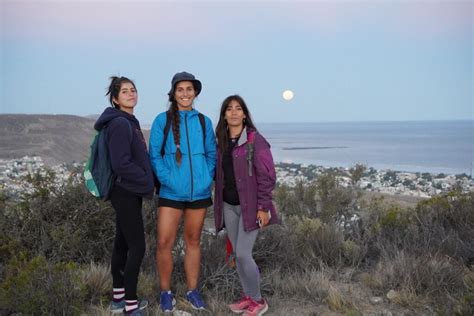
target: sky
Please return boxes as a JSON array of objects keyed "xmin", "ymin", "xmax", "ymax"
[{"xmin": 1, "ymin": 0, "xmax": 472, "ymax": 124}]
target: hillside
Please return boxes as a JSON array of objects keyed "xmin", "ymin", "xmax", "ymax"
[
  {"xmin": 0, "ymin": 114, "xmax": 97, "ymax": 165},
  {"xmin": 0, "ymin": 114, "xmax": 152, "ymax": 166}
]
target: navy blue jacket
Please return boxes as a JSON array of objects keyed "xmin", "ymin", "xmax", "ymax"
[{"xmin": 95, "ymin": 107, "xmax": 154, "ymax": 198}]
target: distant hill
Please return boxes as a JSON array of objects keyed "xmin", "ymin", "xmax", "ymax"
[
  {"xmin": 0, "ymin": 114, "xmax": 152, "ymax": 166},
  {"xmin": 0, "ymin": 114, "xmax": 97, "ymax": 166}
]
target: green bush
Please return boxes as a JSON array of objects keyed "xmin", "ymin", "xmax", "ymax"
[
  {"xmin": 0, "ymin": 254, "xmax": 85, "ymax": 315},
  {"xmin": 1, "ymin": 173, "xmax": 116, "ymax": 264},
  {"xmin": 414, "ymin": 192, "xmax": 474, "ymax": 263},
  {"xmin": 1, "ymin": 169, "xmax": 473, "ymax": 314}
]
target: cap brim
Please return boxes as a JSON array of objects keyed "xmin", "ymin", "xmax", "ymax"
[{"xmin": 169, "ymin": 79, "xmax": 202, "ymax": 96}]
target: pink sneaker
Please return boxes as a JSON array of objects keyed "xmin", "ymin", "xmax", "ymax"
[
  {"xmin": 228, "ymin": 295, "xmax": 252, "ymax": 313},
  {"xmin": 243, "ymin": 298, "xmax": 268, "ymax": 316}
]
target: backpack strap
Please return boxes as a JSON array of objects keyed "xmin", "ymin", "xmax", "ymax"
[
  {"xmin": 246, "ymin": 130, "xmax": 256, "ymax": 177},
  {"xmin": 160, "ymin": 111, "xmax": 206, "ymax": 157},
  {"xmin": 198, "ymin": 113, "xmax": 206, "ymax": 149}
]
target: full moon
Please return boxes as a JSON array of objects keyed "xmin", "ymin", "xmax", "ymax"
[{"xmin": 282, "ymin": 90, "xmax": 294, "ymax": 101}]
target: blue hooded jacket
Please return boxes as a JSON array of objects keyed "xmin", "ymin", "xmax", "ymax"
[
  {"xmin": 94, "ymin": 107, "xmax": 155, "ymax": 198},
  {"xmin": 149, "ymin": 109, "xmax": 217, "ymax": 201}
]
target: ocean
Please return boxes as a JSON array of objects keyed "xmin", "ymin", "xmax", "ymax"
[{"xmin": 256, "ymin": 120, "xmax": 473, "ymax": 175}]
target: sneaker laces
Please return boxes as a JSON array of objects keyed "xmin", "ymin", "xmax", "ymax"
[
  {"xmin": 187, "ymin": 289, "xmax": 205, "ymax": 308},
  {"xmin": 236, "ymin": 295, "xmax": 250, "ymax": 304},
  {"xmin": 246, "ymin": 299, "xmax": 262, "ymax": 312},
  {"xmin": 160, "ymin": 291, "xmax": 174, "ymax": 310}
]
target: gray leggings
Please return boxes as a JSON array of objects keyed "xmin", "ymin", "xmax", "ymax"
[{"xmin": 223, "ymin": 202, "xmax": 261, "ymax": 301}]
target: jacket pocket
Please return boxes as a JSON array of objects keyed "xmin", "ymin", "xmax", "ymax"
[{"xmin": 192, "ymin": 154, "xmax": 212, "ymax": 197}]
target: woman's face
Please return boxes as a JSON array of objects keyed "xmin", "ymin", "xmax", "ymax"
[
  {"xmin": 113, "ymin": 82, "xmax": 137, "ymax": 111},
  {"xmin": 225, "ymin": 99, "xmax": 246, "ymax": 128},
  {"xmin": 174, "ymin": 81, "xmax": 195, "ymax": 110}
]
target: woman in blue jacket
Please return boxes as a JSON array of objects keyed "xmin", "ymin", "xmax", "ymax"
[{"xmin": 149, "ymin": 72, "xmax": 216, "ymax": 313}]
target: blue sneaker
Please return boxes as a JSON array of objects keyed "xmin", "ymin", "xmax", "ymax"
[
  {"xmin": 186, "ymin": 289, "xmax": 206, "ymax": 310},
  {"xmin": 109, "ymin": 299, "xmax": 126, "ymax": 314},
  {"xmin": 159, "ymin": 291, "xmax": 176, "ymax": 313}
]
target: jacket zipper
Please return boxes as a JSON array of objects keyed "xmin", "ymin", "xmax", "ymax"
[{"xmin": 184, "ymin": 113, "xmax": 194, "ymax": 200}]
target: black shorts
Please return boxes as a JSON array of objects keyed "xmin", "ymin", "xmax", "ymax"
[{"xmin": 158, "ymin": 197, "xmax": 213, "ymax": 210}]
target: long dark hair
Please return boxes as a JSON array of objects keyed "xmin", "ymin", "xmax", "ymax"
[
  {"xmin": 216, "ymin": 95, "xmax": 256, "ymax": 153},
  {"xmin": 105, "ymin": 76, "xmax": 136, "ymax": 108}
]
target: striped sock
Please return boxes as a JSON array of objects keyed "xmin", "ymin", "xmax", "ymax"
[
  {"xmin": 113, "ymin": 288, "xmax": 125, "ymax": 302},
  {"xmin": 125, "ymin": 300, "xmax": 138, "ymax": 312}
]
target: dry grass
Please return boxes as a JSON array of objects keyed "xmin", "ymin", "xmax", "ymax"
[
  {"xmin": 81, "ymin": 262, "xmax": 111, "ymax": 304},
  {"xmin": 2, "ymin": 173, "xmax": 473, "ymax": 315}
]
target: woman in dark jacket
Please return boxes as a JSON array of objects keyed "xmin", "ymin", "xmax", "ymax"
[
  {"xmin": 214, "ymin": 95, "xmax": 278, "ymax": 316},
  {"xmin": 94, "ymin": 76, "xmax": 154, "ymax": 316}
]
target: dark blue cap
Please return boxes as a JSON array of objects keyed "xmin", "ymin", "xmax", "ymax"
[{"xmin": 168, "ymin": 71, "xmax": 202, "ymax": 97}]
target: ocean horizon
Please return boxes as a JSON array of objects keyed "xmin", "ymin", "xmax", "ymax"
[
  {"xmin": 253, "ymin": 120, "xmax": 473, "ymax": 176},
  {"xmin": 141, "ymin": 120, "xmax": 472, "ymax": 175}
]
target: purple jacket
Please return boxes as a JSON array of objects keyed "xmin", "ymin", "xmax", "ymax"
[{"xmin": 214, "ymin": 128, "xmax": 279, "ymax": 233}]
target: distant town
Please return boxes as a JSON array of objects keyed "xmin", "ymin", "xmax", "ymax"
[{"xmin": 1, "ymin": 156, "xmax": 473, "ymax": 199}]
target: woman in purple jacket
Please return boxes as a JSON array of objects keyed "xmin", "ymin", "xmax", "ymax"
[{"xmin": 214, "ymin": 95, "xmax": 278, "ymax": 316}]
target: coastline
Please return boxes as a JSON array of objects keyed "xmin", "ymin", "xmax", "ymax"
[
  {"xmin": 274, "ymin": 161, "xmax": 474, "ymax": 199},
  {"xmin": 1, "ymin": 156, "xmax": 473, "ymax": 200}
]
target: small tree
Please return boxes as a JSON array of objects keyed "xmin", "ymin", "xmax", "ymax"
[{"xmin": 349, "ymin": 163, "xmax": 367, "ymax": 186}]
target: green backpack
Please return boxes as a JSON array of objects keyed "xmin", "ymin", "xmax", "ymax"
[{"xmin": 83, "ymin": 117, "xmax": 131, "ymax": 200}]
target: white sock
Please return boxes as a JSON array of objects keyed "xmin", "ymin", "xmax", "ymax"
[
  {"xmin": 125, "ymin": 300, "xmax": 138, "ymax": 312},
  {"xmin": 113, "ymin": 288, "xmax": 125, "ymax": 301}
]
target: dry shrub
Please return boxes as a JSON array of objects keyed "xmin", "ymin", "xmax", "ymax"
[
  {"xmin": 286, "ymin": 216, "xmax": 346, "ymax": 268},
  {"xmin": 269, "ymin": 268, "xmax": 330, "ymax": 304},
  {"xmin": 140, "ymin": 198, "xmax": 159, "ymax": 274},
  {"xmin": 464, "ymin": 270, "xmax": 474, "ymax": 292},
  {"xmin": 137, "ymin": 271, "xmax": 158, "ymax": 304},
  {"xmin": 342, "ymin": 239, "xmax": 363, "ymax": 266},
  {"xmin": 365, "ymin": 201, "xmax": 415, "ymax": 248},
  {"xmin": 251, "ymin": 215, "xmax": 361, "ymax": 272},
  {"xmin": 371, "ymin": 250, "xmax": 465, "ymax": 300},
  {"xmin": 81, "ymin": 262, "xmax": 111, "ymax": 304},
  {"xmin": 1, "ymin": 177, "xmax": 116, "ymax": 264},
  {"xmin": 367, "ymin": 192, "xmax": 474, "ymax": 259},
  {"xmin": 199, "ymin": 232, "xmax": 241, "ymax": 301},
  {"xmin": 415, "ymin": 192, "xmax": 474, "ymax": 262},
  {"xmin": 325, "ymin": 284, "xmax": 352, "ymax": 312},
  {"xmin": 274, "ymin": 183, "xmax": 316, "ymax": 218}
]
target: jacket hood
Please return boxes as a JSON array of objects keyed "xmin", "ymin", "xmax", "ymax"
[{"xmin": 94, "ymin": 107, "xmax": 140, "ymax": 131}]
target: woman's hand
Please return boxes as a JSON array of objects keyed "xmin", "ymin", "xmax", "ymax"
[{"xmin": 256, "ymin": 210, "xmax": 271, "ymax": 227}]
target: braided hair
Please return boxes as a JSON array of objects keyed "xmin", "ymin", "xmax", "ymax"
[{"xmin": 168, "ymin": 98, "xmax": 183, "ymax": 165}]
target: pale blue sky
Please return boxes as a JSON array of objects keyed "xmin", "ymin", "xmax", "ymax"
[{"xmin": 1, "ymin": 0, "xmax": 472, "ymax": 124}]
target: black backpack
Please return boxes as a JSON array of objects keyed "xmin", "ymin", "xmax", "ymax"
[{"xmin": 154, "ymin": 111, "xmax": 206, "ymax": 194}]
